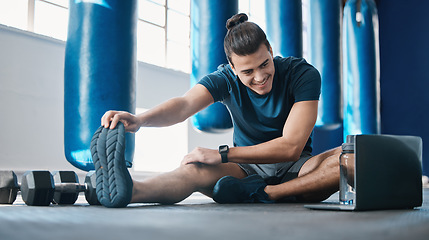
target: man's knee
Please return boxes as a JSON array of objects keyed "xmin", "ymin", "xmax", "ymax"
[
  {"xmin": 325, "ymin": 152, "xmax": 341, "ymax": 168},
  {"xmin": 176, "ymin": 163, "xmax": 225, "ymax": 185},
  {"xmin": 299, "ymin": 147, "xmax": 341, "ymax": 177},
  {"xmin": 177, "ymin": 163, "xmax": 207, "ymax": 177},
  {"xmin": 177, "ymin": 163, "xmax": 245, "ymax": 190},
  {"xmin": 326, "ymin": 146, "xmax": 342, "ymax": 158},
  {"xmin": 319, "ymin": 147, "xmax": 342, "ymax": 171}
]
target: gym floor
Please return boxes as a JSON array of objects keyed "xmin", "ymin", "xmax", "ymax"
[{"xmin": 1, "ymin": 171, "xmax": 428, "ymax": 240}]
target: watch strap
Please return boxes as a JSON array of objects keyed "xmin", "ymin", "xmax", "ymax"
[{"xmin": 219, "ymin": 145, "xmax": 229, "ymax": 163}]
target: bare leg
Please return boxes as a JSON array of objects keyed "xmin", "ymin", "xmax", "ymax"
[
  {"xmin": 265, "ymin": 147, "xmax": 342, "ymax": 202},
  {"xmin": 131, "ymin": 163, "xmax": 247, "ymax": 204}
]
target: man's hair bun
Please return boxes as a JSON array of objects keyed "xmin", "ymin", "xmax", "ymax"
[
  {"xmin": 224, "ymin": 13, "xmax": 270, "ymax": 64},
  {"xmin": 226, "ymin": 13, "xmax": 248, "ymax": 31}
]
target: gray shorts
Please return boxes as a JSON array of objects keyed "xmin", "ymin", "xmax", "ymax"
[{"xmin": 238, "ymin": 151, "xmax": 313, "ymax": 185}]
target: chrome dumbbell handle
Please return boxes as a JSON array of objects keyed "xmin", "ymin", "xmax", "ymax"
[{"xmin": 54, "ymin": 183, "xmax": 87, "ymax": 193}]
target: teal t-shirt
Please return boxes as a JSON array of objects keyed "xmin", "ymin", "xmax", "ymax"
[{"xmin": 198, "ymin": 56, "xmax": 321, "ymax": 153}]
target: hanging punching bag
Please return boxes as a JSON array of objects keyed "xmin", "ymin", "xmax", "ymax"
[
  {"xmin": 190, "ymin": 0, "xmax": 236, "ymax": 133},
  {"xmin": 307, "ymin": 0, "xmax": 342, "ymax": 130},
  {"xmin": 64, "ymin": 0, "xmax": 137, "ymax": 171},
  {"xmin": 265, "ymin": 0, "xmax": 302, "ymax": 58},
  {"xmin": 343, "ymin": 0, "xmax": 381, "ymax": 140}
]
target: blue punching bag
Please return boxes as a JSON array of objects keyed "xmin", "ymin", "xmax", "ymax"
[
  {"xmin": 265, "ymin": 0, "xmax": 302, "ymax": 58},
  {"xmin": 190, "ymin": 0, "xmax": 236, "ymax": 133},
  {"xmin": 343, "ymin": 0, "xmax": 381, "ymax": 140},
  {"xmin": 64, "ymin": 0, "xmax": 137, "ymax": 171},
  {"xmin": 307, "ymin": 0, "xmax": 342, "ymax": 130}
]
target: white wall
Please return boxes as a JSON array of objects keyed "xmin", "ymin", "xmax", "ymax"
[{"xmin": 0, "ymin": 24, "xmax": 232, "ymax": 173}]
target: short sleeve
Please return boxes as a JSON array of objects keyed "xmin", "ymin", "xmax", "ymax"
[
  {"xmin": 290, "ymin": 60, "xmax": 321, "ymax": 103},
  {"xmin": 197, "ymin": 64, "xmax": 234, "ymax": 102}
]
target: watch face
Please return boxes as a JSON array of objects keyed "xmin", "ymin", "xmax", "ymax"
[{"xmin": 220, "ymin": 145, "xmax": 228, "ymax": 152}]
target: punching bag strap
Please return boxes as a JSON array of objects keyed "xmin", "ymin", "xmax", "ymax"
[{"xmin": 356, "ymin": 0, "xmax": 362, "ymax": 27}]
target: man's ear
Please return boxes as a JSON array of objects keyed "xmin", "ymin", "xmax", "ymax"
[
  {"xmin": 269, "ymin": 45, "xmax": 273, "ymax": 58},
  {"xmin": 229, "ymin": 61, "xmax": 237, "ymax": 75}
]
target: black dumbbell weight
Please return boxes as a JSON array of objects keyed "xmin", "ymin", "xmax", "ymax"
[
  {"xmin": 21, "ymin": 170, "xmax": 55, "ymax": 206},
  {"xmin": 1, "ymin": 170, "xmax": 54, "ymax": 205},
  {"xmin": 51, "ymin": 170, "xmax": 99, "ymax": 205},
  {"xmin": 0, "ymin": 170, "xmax": 20, "ymax": 204},
  {"xmin": 84, "ymin": 171, "xmax": 99, "ymax": 205}
]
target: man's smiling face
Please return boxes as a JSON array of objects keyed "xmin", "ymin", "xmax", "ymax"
[{"xmin": 229, "ymin": 43, "xmax": 275, "ymax": 95}]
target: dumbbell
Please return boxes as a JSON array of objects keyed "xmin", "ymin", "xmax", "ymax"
[
  {"xmin": 50, "ymin": 170, "xmax": 100, "ymax": 205},
  {"xmin": 0, "ymin": 170, "xmax": 100, "ymax": 206},
  {"xmin": 0, "ymin": 170, "xmax": 19, "ymax": 204}
]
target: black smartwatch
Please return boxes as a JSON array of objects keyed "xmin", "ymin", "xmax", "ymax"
[{"xmin": 218, "ymin": 145, "xmax": 229, "ymax": 163}]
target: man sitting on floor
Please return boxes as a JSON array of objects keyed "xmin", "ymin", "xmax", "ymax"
[{"xmin": 90, "ymin": 13, "xmax": 340, "ymax": 208}]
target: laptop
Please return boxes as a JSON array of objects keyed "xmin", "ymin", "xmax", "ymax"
[{"xmin": 305, "ymin": 134, "xmax": 423, "ymax": 211}]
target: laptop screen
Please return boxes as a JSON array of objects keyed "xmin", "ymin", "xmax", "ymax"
[{"xmin": 354, "ymin": 135, "xmax": 422, "ymax": 210}]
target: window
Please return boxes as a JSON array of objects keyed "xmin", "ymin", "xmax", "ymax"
[
  {"xmin": 0, "ymin": 0, "xmax": 68, "ymax": 40},
  {"xmin": 0, "ymin": 0, "xmax": 29, "ymax": 31},
  {"xmin": 239, "ymin": 0, "xmax": 266, "ymax": 32},
  {"xmin": 33, "ymin": 0, "xmax": 69, "ymax": 40},
  {"xmin": 133, "ymin": 108, "xmax": 188, "ymax": 172},
  {"xmin": 0, "ymin": 0, "xmax": 192, "ymax": 72},
  {"xmin": 137, "ymin": 0, "xmax": 191, "ymax": 72}
]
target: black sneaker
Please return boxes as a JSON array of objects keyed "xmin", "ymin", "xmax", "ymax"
[
  {"xmin": 213, "ymin": 175, "xmax": 274, "ymax": 204},
  {"xmin": 90, "ymin": 122, "xmax": 133, "ymax": 208}
]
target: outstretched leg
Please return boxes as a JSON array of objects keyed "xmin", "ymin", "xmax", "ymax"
[
  {"xmin": 131, "ymin": 163, "xmax": 247, "ymax": 204},
  {"xmin": 91, "ymin": 123, "xmax": 246, "ymax": 207},
  {"xmin": 265, "ymin": 147, "xmax": 341, "ymax": 202}
]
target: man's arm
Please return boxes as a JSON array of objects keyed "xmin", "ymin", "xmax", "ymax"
[
  {"xmin": 102, "ymin": 84, "xmax": 214, "ymax": 131},
  {"xmin": 181, "ymin": 100, "xmax": 318, "ymax": 165}
]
